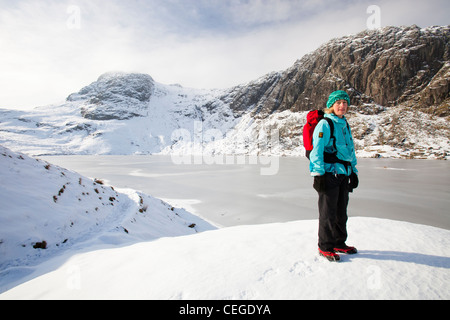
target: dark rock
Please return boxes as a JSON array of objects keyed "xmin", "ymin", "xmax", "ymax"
[{"xmin": 219, "ymin": 25, "xmax": 449, "ymax": 118}]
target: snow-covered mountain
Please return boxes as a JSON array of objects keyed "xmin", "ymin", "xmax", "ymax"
[
  {"xmin": 0, "ymin": 25, "xmax": 448, "ymax": 159},
  {"xmin": 1, "ymin": 144, "xmax": 449, "ymax": 299},
  {"xmin": 0, "ymin": 75, "xmax": 231, "ymax": 156}
]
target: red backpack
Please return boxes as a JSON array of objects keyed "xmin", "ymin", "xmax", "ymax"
[{"xmin": 303, "ymin": 110, "xmax": 325, "ymax": 159}]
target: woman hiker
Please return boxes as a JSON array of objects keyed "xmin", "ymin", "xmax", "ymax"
[{"xmin": 309, "ymin": 90, "xmax": 359, "ymax": 262}]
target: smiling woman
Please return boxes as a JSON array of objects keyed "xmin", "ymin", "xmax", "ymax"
[{"xmin": 309, "ymin": 90, "xmax": 358, "ymax": 261}]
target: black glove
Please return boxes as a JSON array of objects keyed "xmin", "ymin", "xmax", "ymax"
[
  {"xmin": 349, "ymin": 172, "xmax": 359, "ymax": 192},
  {"xmin": 313, "ymin": 175, "xmax": 326, "ymax": 193}
]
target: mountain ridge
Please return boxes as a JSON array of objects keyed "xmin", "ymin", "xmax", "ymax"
[
  {"xmin": 222, "ymin": 25, "xmax": 449, "ymax": 118},
  {"xmin": 0, "ymin": 25, "xmax": 448, "ymax": 159}
]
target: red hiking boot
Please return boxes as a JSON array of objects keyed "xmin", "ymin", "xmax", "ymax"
[
  {"xmin": 334, "ymin": 245, "xmax": 357, "ymax": 254},
  {"xmin": 318, "ymin": 248, "xmax": 340, "ymax": 262}
]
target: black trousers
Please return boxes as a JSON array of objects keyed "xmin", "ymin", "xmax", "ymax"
[{"xmin": 317, "ymin": 173, "xmax": 349, "ymax": 252}]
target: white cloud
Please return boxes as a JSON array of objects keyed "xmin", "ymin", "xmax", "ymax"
[
  {"xmin": 227, "ymin": 0, "xmax": 303, "ymax": 26},
  {"xmin": 0, "ymin": 0, "xmax": 448, "ymax": 110}
]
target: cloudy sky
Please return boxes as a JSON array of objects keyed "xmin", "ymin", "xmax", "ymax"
[{"xmin": 0, "ymin": 0, "xmax": 448, "ymax": 110}]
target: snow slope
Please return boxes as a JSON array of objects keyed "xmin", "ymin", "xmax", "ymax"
[
  {"xmin": 1, "ymin": 218, "xmax": 449, "ymax": 300},
  {"xmin": 1, "ymin": 145, "xmax": 449, "ymax": 299},
  {"xmin": 0, "ymin": 145, "xmax": 216, "ymax": 293}
]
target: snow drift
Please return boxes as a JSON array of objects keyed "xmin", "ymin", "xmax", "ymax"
[
  {"xmin": 0, "ymin": 145, "xmax": 215, "ymax": 293},
  {"xmin": 1, "ymin": 218, "xmax": 450, "ymax": 300}
]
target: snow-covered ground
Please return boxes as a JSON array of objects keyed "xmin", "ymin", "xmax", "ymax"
[
  {"xmin": 1, "ymin": 217, "xmax": 450, "ymax": 300},
  {"xmin": 0, "ymin": 145, "xmax": 215, "ymax": 294},
  {"xmin": 0, "ymin": 145, "xmax": 449, "ymax": 300}
]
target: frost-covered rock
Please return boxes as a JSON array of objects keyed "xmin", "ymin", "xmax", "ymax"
[{"xmin": 67, "ymin": 72, "xmax": 155, "ymax": 120}]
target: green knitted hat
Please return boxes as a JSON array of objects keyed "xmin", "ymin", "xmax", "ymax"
[{"xmin": 326, "ymin": 90, "xmax": 350, "ymax": 108}]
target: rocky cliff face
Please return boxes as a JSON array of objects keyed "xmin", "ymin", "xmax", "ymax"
[{"xmin": 223, "ymin": 25, "xmax": 449, "ymax": 118}]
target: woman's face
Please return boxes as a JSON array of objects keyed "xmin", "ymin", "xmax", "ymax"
[{"xmin": 333, "ymin": 99, "xmax": 348, "ymax": 118}]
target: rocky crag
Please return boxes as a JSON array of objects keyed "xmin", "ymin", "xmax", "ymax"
[
  {"xmin": 224, "ymin": 25, "xmax": 449, "ymax": 118},
  {"xmin": 67, "ymin": 72, "xmax": 155, "ymax": 120},
  {"xmin": 212, "ymin": 25, "xmax": 449, "ymax": 159},
  {"xmin": 0, "ymin": 25, "xmax": 448, "ymax": 159}
]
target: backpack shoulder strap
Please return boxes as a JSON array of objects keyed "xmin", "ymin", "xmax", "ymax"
[{"xmin": 322, "ymin": 117, "xmax": 335, "ymax": 144}]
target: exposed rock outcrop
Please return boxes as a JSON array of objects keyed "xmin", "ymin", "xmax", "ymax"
[
  {"xmin": 67, "ymin": 72, "xmax": 154, "ymax": 120},
  {"xmin": 223, "ymin": 25, "xmax": 449, "ymax": 118}
]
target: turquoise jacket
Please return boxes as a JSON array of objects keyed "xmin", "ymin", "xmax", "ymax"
[{"xmin": 309, "ymin": 113, "xmax": 358, "ymax": 176}]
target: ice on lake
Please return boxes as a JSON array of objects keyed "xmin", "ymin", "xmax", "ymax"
[{"xmin": 42, "ymin": 155, "xmax": 450, "ymax": 230}]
